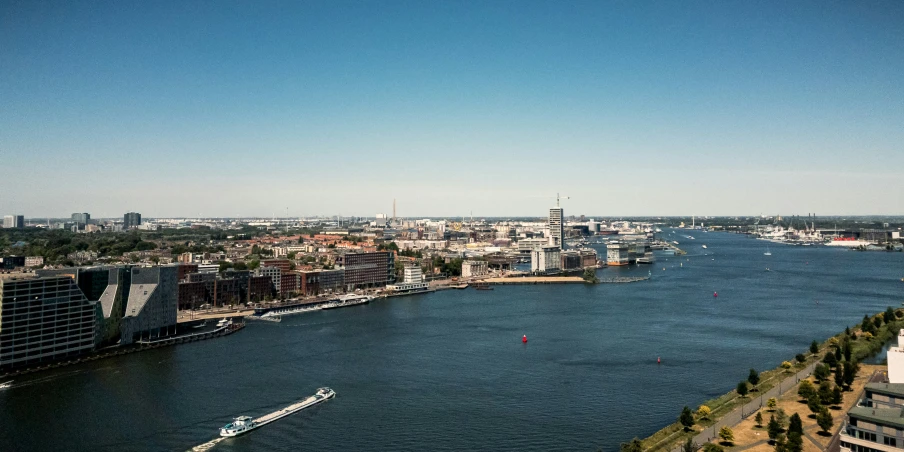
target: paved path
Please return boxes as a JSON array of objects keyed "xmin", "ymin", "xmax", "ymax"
[{"xmin": 667, "ymin": 362, "xmax": 819, "ymax": 451}]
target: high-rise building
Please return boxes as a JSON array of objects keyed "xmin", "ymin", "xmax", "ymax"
[
  {"xmin": 123, "ymin": 212, "xmax": 142, "ymax": 228},
  {"xmin": 0, "ymin": 276, "xmax": 99, "ymax": 371},
  {"xmin": 3, "ymin": 215, "xmax": 24, "ymax": 229},
  {"xmin": 548, "ymin": 207, "xmax": 564, "ymax": 248},
  {"xmin": 336, "ymin": 251, "xmax": 394, "ymax": 290},
  {"xmin": 121, "ymin": 266, "xmax": 178, "ymax": 344},
  {"xmin": 71, "ymin": 213, "xmax": 90, "ymax": 226}
]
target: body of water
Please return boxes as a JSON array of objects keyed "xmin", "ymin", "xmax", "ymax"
[{"xmin": 1, "ymin": 230, "xmax": 902, "ymax": 451}]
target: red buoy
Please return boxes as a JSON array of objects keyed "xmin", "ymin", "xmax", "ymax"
[
  {"xmin": 522, "ymin": 335, "xmax": 528, "ymax": 343},
  {"xmin": 657, "ymin": 357, "xmax": 661, "ymax": 364},
  {"xmin": 713, "ymin": 292, "xmax": 718, "ymax": 298}
]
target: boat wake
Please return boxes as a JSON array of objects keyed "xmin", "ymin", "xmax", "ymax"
[{"xmin": 190, "ymin": 437, "xmax": 225, "ymax": 451}]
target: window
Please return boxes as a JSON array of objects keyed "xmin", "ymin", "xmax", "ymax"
[{"xmin": 884, "ymin": 436, "xmax": 897, "ymax": 447}]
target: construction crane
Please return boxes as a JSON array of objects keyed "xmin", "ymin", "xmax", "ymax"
[{"xmin": 554, "ymin": 193, "xmax": 570, "ymax": 207}]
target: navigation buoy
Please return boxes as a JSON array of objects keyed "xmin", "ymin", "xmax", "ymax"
[
  {"xmin": 713, "ymin": 292, "xmax": 718, "ymax": 298},
  {"xmin": 522, "ymin": 335, "xmax": 528, "ymax": 343},
  {"xmin": 657, "ymin": 357, "xmax": 661, "ymax": 364}
]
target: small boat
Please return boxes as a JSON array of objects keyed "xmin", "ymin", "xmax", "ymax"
[
  {"xmin": 701, "ymin": 245, "xmax": 707, "ymax": 249},
  {"xmin": 192, "ymin": 320, "xmax": 208, "ymax": 329},
  {"xmin": 216, "ymin": 319, "xmax": 232, "ymax": 328},
  {"xmin": 0, "ymin": 381, "xmax": 12, "ymax": 390},
  {"xmin": 764, "ymin": 245, "xmax": 772, "ymax": 256},
  {"xmin": 474, "ymin": 282, "xmax": 494, "ymax": 290}
]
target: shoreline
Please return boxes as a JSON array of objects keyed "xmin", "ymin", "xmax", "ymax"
[{"xmin": 636, "ymin": 309, "xmax": 903, "ymax": 451}]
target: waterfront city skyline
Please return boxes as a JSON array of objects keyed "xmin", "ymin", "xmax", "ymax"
[{"xmin": 2, "ymin": 1, "xmax": 903, "ymax": 217}]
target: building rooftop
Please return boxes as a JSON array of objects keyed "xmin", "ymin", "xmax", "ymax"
[
  {"xmin": 848, "ymin": 406, "xmax": 904, "ymax": 429},
  {"xmin": 866, "ymin": 383, "xmax": 904, "ymax": 398}
]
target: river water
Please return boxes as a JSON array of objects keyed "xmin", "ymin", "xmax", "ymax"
[{"xmin": 1, "ymin": 230, "xmax": 902, "ymax": 451}]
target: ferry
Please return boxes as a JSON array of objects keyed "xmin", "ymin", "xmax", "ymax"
[
  {"xmin": 220, "ymin": 387, "xmax": 336, "ymax": 437},
  {"xmin": 323, "ymin": 294, "xmax": 372, "ymax": 310},
  {"xmin": 825, "ymin": 237, "xmax": 872, "ymax": 248}
]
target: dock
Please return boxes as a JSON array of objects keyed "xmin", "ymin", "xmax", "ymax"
[{"xmin": 484, "ymin": 276, "xmax": 585, "ymax": 284}]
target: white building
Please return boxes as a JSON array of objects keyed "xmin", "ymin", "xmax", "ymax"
[
  {"xmin": 531, "ymin": 246, "xmax": 561, "ymax": 274},
  {"xmin": 386, "ymin": 265, "xmax": 429, "ymax": 293},
  {"xmin": 461, "ymin": 260, "xmax": 488, "ymax": 278},
  {"xmin": 888, "ymin": 329, "xmax": 904, "ymax": 384},
  {"xmin": 24, "ymin": 256, "xmax": 44, "ymax": 267},
  {"xmin": 257, "ymin": 266, "xmax": 282, "ymax": 293}
]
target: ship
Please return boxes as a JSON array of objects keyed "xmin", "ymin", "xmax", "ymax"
[
  {"xmin": 322, "ymin": 294, "xmax": 372, "ymax": 310},
  {"xmin": 825, "ymin": 237, "xmax": 873, "ymax": 248},
  {"xmin": 220, "ymin": 387, "xmax": 336, "ymax": 437}
]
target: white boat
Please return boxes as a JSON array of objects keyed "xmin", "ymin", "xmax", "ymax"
[
  {"xmin": 216, "ymin": 319, "xmax": 232, "ymax": 328},
  {"xmin": 192, "ymin": 320, "xmax": 207, "ymax": 329},
  {"xmin": 701, "ymin": 245, "xmax": 707, "ymax": 249},
  {"xmin": 323, "ymin": 294, "xmax": 373, "ymax": 310},
  {"xmin": 0, "ymin": 381, "xmax": 12, "ymax": 390},
  {"xmin": 220, "ymin": 387, "xmax": 336, "ymax": 437},
  {"xmin": 764, "ymin": 245, "xmax": 772, "ymax": 256}
]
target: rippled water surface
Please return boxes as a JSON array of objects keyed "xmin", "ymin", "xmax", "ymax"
[{"xmin": 1, "ymin": 230, "xmax": 902, "ymax": 451}]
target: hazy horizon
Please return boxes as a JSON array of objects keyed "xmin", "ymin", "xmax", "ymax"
[{"xmin": 2, "ymin": 1, "xmax": 902, "ymax": 218}]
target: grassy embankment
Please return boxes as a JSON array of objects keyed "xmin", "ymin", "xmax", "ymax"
[{"xmin": 637, "ymin": 309, "xmax": 904, "ymax": 452}]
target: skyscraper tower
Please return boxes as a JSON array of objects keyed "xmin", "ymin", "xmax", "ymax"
[{"xmin": 548, "ymin": 194, "xmax": 566, "ymax": 248}]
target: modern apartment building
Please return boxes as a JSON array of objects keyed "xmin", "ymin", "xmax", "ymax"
[
  {"xmin": 0, "ymin": 276, "xmax": 99, "ymax": 371},
  {"xmin": 548, "ymin": 207, "xmax": 564, "ymax": 248},
  {"xmin": 123, "ymin": 212, "xmax": 142, "ymax": 228},
  {"xmin": 607, "ymin": 242, "xmax": 630, "ymax": 266},
  {"xmin": 336, "ymin": 251, "xmax": 394, "ymax": 290},
  {"xmin": 531, "ymin": 246, "xmax": 561, "ymax": 274},
  {"xmin": 2, "ymin": 215, "xmax": 24, "ymax": 229},
  {"xmin": 386, "ymin": 265, "xmax": 429, "ymax": 293}
]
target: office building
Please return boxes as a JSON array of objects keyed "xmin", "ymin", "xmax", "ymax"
[
  {"xmin": 887, "ymin": 330, "xmax": 904, "ymax": 383},
  {"xmin": 607, "ymin": 242, "xmax": 630, "ymax": 266},
  {"xmin": 0, "ymin": 276, "xmax": 99, "ymax": 371},
  {"xmin": 257, "ymin": 266, "xmax": 282, "ymax": 293},
  {"xmin": 71, "ymin": 213, "xmax": 90, "ymax": 226},
  {"xmin": 261, "ymin": 259, "xmax": 292, "ymax": 272},
  {"xmin": 531, "ymin": 246, "xmax": 561, "ymax": 274},
  {"xmin": 548, "ymin": 207, "xmax": 564, "ymax": 248},
  {"xmin": 560, "ymin": 250, "xmax": 583, "ymax": 271},
  {"xmin": 840, "ymin": 386, "xmax": 904, "ymax": 451},
  {"xmin": 299, "ymin": 269, "xmax": 345, "ymax": 296},
  {"xmin": 123, "ymin": 212, "xmax": 142, "ymax": 229},
  {"xmin": 120, "ymin": 266, "xmax": 178, "ymax": 344},
  {"xmin": 336, "ymin": 251, "xmax": 394, "ymax": 290},
  {"xmin": 3, "ymin": 215, "xmax": 24, "ymax": 229}
]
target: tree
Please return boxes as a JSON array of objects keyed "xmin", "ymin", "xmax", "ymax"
[
  {"xmin": 832, "ymin": 386, "xmax": 843, "ymax": 405},
  {"xmin": 679, "ymin": 406, "xmax": 695, "ymax": 430},
  {"xmin": 788, "ymin": 413, "xmax": 803, "ymax": 435},
  {"xmin": 807, "ymin": 394, "xmax": 822, "ymax": 416},
  {"xmin": 795, "ymin": 353, "xmax": 806, "ymax": 363},
  {"xmin": 775, "ymin": 408, "xmax": 788, "ymax": 429},
  {"xmin": 767, "ymin": 415, "xmax": 781, "ymax": 441},
  {"xmin": 697, "ymin": 405, "xmax": 711, "ymax": 420},
  {"xmin": 786, "ymin": 432, "xmax": 803, "ymax": 452},
  {"xmin": 873, "ymin": 315, "xmax": 883, "ymax": 330},
  {"xmin": 843, "ymin": 343, "xmax": 852, "ymax": 362},
  {"xmin": 781, "ymin": 361, "xmax": 792, "ymax": 370},
  {"xmin": 885, "ymin": 306, "xmax": 896, "ymax": 324},
  {"xmin": 582, "ymin": 267, "xmax": 599, "ymax": 283},
  {"xmin": 823, "ymin": 351, "xmax": 838, "ymax": 368},
  {"xmin": 834, "ymin": 364, "xmax": 844, "ymax": 387},
  {"xmin": 816, "ymin": 407, "xmax": 833, "ymax": 433},
  {"xmin": 843, "ymin": 361, "xmax": 858, "ymax": 388},
  {"xmin": 773, "ymin": 434, "xmax": 787, "ymax": 452},
  {"xmin": 248, "ymin": 259, "xmax": 260, "ymax": 270},
  {"xmin": 718, "ymin": 426, "xmax": 734, "ymax": 445},
  {"xmin": 755, "ymin": 411, "xmax": 764, "ymax": 427},
  {"xmin": 702, "ymin": 444, "xmax": 724, "ymax": 452},
  {"xmin": 681, "ymin": 438, "xmax": 698, "ymax": 452},
  {"xmin": 619, "ymin": 438, "xmax": 643, "ymax": 452},
  {"xmin": 767, "ymin": 397, "xmax": 777, "ymax": 411},
  {"xmin": 814, "ymin": 364, "xmax": 831, "ymax": 381},
  {"xmin": 798, "ymin": 380, "xmax": 815, "ymax": 400},
  {"xmin": 810, "ymin": 340, "xmax": 819, "ymax": 354},
  {"xmin": 818, "ymin": 380, "xmax": 833, "ymax": 405},
  {"xmin": 737, "ymin": 381, "xmax": 749, "ymax": 397},
  {"xmin": 748, "ymin": 368, "xmax": 760, "ymax": 388},
  {"xmin": 845, "ymin": 326, "xmax": 851, "ymax": 336},
  {"xmin": 835, "ymin": 346, "xmax": 842, "ymax": 362}
]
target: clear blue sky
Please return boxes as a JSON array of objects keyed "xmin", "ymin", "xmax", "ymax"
[{"xmin": 2, "ymin": 1, "xmax": 902, "ymax": 218}]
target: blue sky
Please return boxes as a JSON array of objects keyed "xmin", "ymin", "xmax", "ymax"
[{"xmin": 2, "ymin": 1, "xmax": 902, "ymax": 218}]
